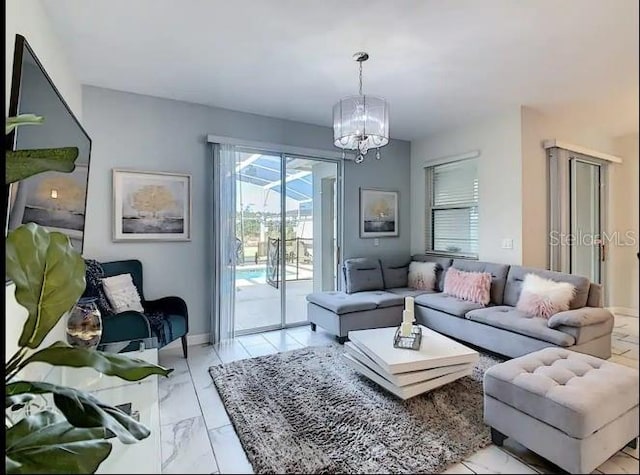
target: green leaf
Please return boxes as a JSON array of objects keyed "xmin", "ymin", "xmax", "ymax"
[
  {"xmin": 6, "ymin": 410, "xmax": 111, "ymax": 474},
  {"xmin": 6, "ymin": 114, "xmax": 44, "ymax": 135},
  {"xmin": 5, "ymin": 224, "xmax": 86, "ymax": 349},
  {"xmin": 6, "ymin": 147, "xmax": 79, "ymax": 185},
  {"xmin": 6, "ymin": 381, "xmax": 150, "ymax": 444},
  {"xmin": 23, "ymin": 341, "xmax": 173, "ymax": 381}
]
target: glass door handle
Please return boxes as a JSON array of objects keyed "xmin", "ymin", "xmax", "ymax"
[{"xmin": 601, "ymin": 243, "xmax": 606, "ymax": 262}]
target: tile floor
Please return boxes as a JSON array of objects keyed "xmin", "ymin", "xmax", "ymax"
[{"xmin": 158, "ymin": 314, "xmax": 640, "ymax": 474}]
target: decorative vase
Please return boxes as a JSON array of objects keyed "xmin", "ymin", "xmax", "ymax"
[{"xmin": 66, "ymin": 297, "xmax": 102, "ymax": 349}]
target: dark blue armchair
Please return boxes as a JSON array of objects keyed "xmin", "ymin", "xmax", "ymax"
[{"xmin": 93, "ymin": 259, "xmax": 189, "ymax": 358}]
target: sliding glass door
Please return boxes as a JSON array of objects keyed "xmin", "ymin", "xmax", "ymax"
[
  {"xmin": 284, "ymin": 156, "xmax": 339, "ymax": 326},
  {"xmin": 234, "ymin": 151, "xmax": 282, "ymax": 332},
  {"xmin": 228, "ymin": 148, "xmax": 341, "ymax": 335},
  {"xmin": 570, "ymin": 158, "xmax": 603, "ymax": 284}
]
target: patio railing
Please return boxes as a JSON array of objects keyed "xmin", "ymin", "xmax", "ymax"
[{"xmin": 266, "ymin": 238, "xmax": 312, "ymax": 289}]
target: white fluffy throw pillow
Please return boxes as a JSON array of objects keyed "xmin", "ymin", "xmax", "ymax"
[
  {"xmin": 516, "ymin": 273, "xmax": 576, "ymax": 319},
  {"xmin": 102, "ymin": 274, "xmax": 144, "ymax": 313},
  {"xmin": 408, "ymin": 261, "xmax": 437, "ymax": 291}
]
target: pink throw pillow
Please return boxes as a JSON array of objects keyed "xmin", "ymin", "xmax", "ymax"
[{"xmin": 443, "ymin": 267, "xmax": 492, "ymax": 306}]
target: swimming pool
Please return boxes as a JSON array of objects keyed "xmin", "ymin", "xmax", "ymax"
[
  {"xmin": 236, "ymin": 268, "xmax": 266, "ymax": 280},
  {"xmin": 235, "ymin": 267, "xmax": 296, "ymax": 281}
]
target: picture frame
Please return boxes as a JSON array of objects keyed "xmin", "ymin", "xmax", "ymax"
[
  {"xmin": 112, "ymin": 169, "xmax": 191, "ymax": 241},
  {"xmin": 7, "ymin": 164, "xmax": 90, "ymax": 252},
  {"xmin": 359, "ymin": 188, "xmax": 399, "ymax": 238}
]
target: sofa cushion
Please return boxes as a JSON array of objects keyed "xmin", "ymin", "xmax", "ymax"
[
  {"xmin": 343, "ymin": 258, "xmax": 384, "ymax": 294},
  {"xmin": 387, "ymin": 287, "xmax": 436, "ymax": 298},
  {"xmin": 483, "ymin": 347, "xmax": 639, "ymax": 438},
  {"xmin": 415, "ymin": 293, "xmax": 484, "ymax": 317},
  {"xmin": 102, "ymin": 273, "xmax": 145, "ymax": 313},
  {"xmin": 466, "ymin": 306, "xmax": 575, "ymax": 347},
  {"xmin": 443, "ymin": 267, "xmax": 492, "ymax": 305},
  {"xmin": 355, "ymin": 291, "xmax": 405, "ymax": 309},
  {"xmin": 102, "ymin": 259, "xmax": 145, "ymax": 300},
  {"xmin": 515, "ymin": 273, "xmax": 576, "ymax": 319},
  {"xmin": 306, "ymin": 292, "xmax": 377, "ymax": 315},
  {"xmin": 380, "ymin": 256, "xmax": 410, "ymax": 289},
  {"xmin": 408, "ymin": 261, "xmax": 437, "ymax": 290},
  {"xmin": 450, "ymin": 259, "xmax": 510, "ymax": 305},
  {"xmin": 503, "ymin": 266, "xmax": 590, "ymax": 310},
  {"xmin": 411, "ymin": 255, "xmax": 453, "ymax": 292}
]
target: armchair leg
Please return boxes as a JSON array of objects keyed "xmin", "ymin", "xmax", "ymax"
[{"xmin": 181, "ymin": 335, "xmax": 188, "ymax": 359}]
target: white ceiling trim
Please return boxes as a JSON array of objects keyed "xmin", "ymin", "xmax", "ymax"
[{"xmin": 543, "ymin": 139, "xmax": 623, "ymax": 164}]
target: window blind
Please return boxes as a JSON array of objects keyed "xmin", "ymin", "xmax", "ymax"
[{"xmin": 426, "ymin": 158, "xmax": 479, "ymax": 256}]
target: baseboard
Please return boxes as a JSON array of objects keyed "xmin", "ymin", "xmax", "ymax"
[
  {"xmin": 161, "ymin": 333, "xmax": 210, "ymax": 351},
  {"xmin": 607, "ymin": 307, "xmax": 639, "ymax": 318}
]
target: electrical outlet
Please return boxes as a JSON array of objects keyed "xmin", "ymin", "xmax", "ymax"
[
  {"xmin": 374, "ymin": 238, "xmax": 380, "ymax": 247},
  {"xmin": 501, "ymin": 238, "xmax": 513, "ymax": 249}
]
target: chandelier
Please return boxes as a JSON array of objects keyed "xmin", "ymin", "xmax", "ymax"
[{"xmin": 333, "ymin": 52, "xmax": 390, "ymax": 163}]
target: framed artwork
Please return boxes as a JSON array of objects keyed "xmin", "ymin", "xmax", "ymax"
[
  {"xmin": 112, "ymin": 169, "xmax": 191, "ymax": 241},
  {"xmin": 7, "ymin": 164, "xmax": 89, "ymax": 252},
  {"xmin": 359, "ymin": 188, "xmax": 399, "ymax": 238}
]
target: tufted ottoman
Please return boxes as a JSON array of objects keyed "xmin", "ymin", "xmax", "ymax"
[{"xmin": 483, "ymin": 347, "xmax": 638, "ymax": 474}]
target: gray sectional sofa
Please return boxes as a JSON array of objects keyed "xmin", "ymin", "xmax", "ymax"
[{"xmin": 306, "ymin": 255, "xmax": 614, "ymax": 359}]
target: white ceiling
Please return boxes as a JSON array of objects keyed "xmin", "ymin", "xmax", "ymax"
[{"xmin": 42, "ymin": 0, "xmax": 638, "ymax": 141}]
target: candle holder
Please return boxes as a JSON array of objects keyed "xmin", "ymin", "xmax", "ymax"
[{"xmin": 393, "ymin": 324, "xmax": 422, "ymax": 350}]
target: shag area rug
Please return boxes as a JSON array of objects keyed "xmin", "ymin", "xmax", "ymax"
[{"xmin": 209, "ymin": 345, "xmax": 503, "ymax": 474}]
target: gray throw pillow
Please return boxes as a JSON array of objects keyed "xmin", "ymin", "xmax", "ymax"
[
  {"xmin": 380, "ymin": 257, "xmax": 410, "ymax": 289},
  {"xmin": 343, "ymin": 258, "xmax": 384, "ymax": 294}
]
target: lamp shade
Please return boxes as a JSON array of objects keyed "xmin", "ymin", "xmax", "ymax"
[{"xmin": 333, "ymin": 95, "xmax": 389, "ymax": 153}]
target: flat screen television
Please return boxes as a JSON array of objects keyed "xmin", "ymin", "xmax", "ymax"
[{"xmin": 6, "ymin": 34, "xmax": 92, "ymax": 254}]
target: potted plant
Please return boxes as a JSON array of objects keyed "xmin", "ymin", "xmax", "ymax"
[{"xmin": 5, "ymin": 115, "xmax": 172, "ymax": 473}]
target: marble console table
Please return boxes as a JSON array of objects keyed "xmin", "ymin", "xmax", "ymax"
[{"xmin": 44, "ymin": 345, "xmax": 162, "ymax": 474}]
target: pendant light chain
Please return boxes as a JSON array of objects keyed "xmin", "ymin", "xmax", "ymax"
[{"xmin": 358, "ymin": 60, "xmax": 363, "ymax": 96}]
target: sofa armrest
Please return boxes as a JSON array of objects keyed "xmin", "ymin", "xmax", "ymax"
[
  {"xmin": 144, "ymin": 296, "xmax": 189, "ymax": 332},
  {"xmin": 101, "ymin": 311, "xmax": 151, "ymax": 343},
  {"xmin": 547, "ymin": 307, "xmax": 613, "ymax": 329}
]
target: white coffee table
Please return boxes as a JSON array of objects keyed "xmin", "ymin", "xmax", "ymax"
[{"xmin": 344, "ymin": 325, "xmax": 479, "ymax": 399}]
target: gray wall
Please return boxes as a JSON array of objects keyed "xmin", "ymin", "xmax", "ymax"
[
  {"xmin": 342, "ymin": 142, "xmax": 412, "ymax": 260},
  {"xmin": 82, "ymin": 86, "xmax": 411, "ymax": 336}
]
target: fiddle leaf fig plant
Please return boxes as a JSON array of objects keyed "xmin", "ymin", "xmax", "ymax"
[
  {"xmin": 6, "ymin": 411, "xmax": 112, "ymax": 474},
  {"xmin": 5, "ymin": 224, "xmax": 173, "ymax": 474},
  {"xmin": 5, "ymin": 114, "xmax": 171, "ymax": 473},
  {"xmin": 5, "ymin": 114, "xmax": 79, "ymax": 184},
  {"xmin": 6, "ymin": 225, "xmax": 86, "ymax": 351}
]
